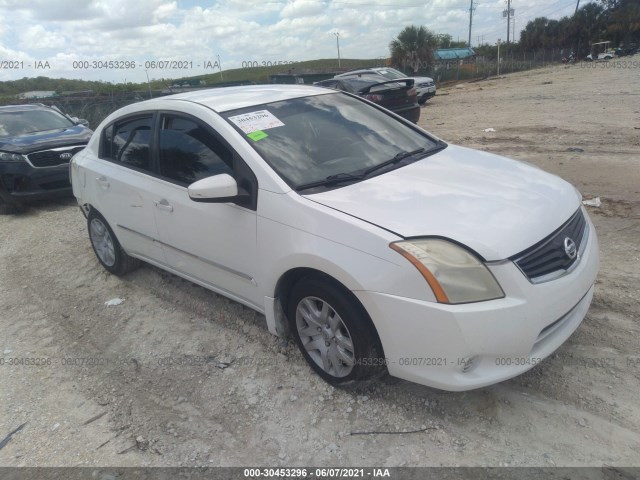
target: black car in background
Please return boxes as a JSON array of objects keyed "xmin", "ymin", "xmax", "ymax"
[
  {"xmin": 0, "ymin": 104, "xmax": 92, "ymax": 212},
  {"xmin": 335, "ymin": 67, "xmax": 436, "ymax": 104},
  {"xmin": 315, "ymin": 74, "xmax": 420, "ymax": 124}
]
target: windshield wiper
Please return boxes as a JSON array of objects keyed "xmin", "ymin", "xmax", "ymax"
[
  {"xmin": 295, "ymin": 143, "xmax": 447, "ymax": 192},
  {"xmin": 362, "ymin": 143, "xmax": 448, "ymax": 178},
  {"xmin": 362, "ymin": 148, "xmax": 426, "ymax": 177},
  {"xmin": 295, "ymin": 172, "xmax": 365, "ymax": 192}
]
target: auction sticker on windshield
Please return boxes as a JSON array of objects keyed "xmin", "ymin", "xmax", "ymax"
[{"xmin": 228, "ymin": 110, "xmax": 284, "ymax": 134}]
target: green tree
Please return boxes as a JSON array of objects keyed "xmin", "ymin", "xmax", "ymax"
[
  {"xmin": 572, "ymin": 2, "xmax": 607, "ymax": 54},
  {"xmin": 389, "ymin": 25, "xmax": 437, "ymax": 73},
  {"xmin": 600, "ymin": 0, "xmax": 640, "ymax": 46},
  {"xmin": 519, "ymin": 17, "xmax": 550, "ymax": 50},
  {"xmin": 519, "ymin": 3, "xmax": 607, "ymax": 55}
]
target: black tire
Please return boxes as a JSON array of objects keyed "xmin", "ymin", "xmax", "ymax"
[
  {"xmin": 87, "ymin": 209, "xmax": 140, "ymax": 276},
  {"xmin": 287, "ymin": 275, "xmax": 385, "ymax": 386},
  {"xmin": 418, "ymin": 95, "xmax": 428, "ymax": 105}
]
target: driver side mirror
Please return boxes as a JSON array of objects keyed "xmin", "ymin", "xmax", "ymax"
[{"xmin": 188, "ymin": 174, "xmax": 243, "ymax": 203}]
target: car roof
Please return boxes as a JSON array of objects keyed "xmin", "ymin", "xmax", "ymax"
[{"xmin": 158, "ymin": 84, "xmax": 334, "ymax": 113}]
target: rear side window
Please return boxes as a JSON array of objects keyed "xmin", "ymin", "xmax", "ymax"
[
  {"xmin": 318, "ymin": 80, "xmax": 338, "ymax": 89},
  {"xmin": 102, "ymin": 116, "xmax": 153, "ymax": 171},
  {"xmin": 158, "ymin": 115, "xmax": 233, "ymax": 186}
]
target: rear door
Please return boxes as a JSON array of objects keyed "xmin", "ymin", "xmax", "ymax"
[{"xmin": 88, "ymin": 113, "xmax": 166, "ymax": 263}]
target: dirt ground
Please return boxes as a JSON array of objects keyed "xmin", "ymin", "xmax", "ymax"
[{"xmin": 1, "ymin": 62, "xmax": 639, "ymax": 468}]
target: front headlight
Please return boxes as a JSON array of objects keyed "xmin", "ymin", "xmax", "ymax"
[
  {"xmin": 0, "ymin": 151, "xmax": 25, "ymax": 163},
  {"xmin": 390, "ymin": 238, "xmax": 504, "ymax": 304}
]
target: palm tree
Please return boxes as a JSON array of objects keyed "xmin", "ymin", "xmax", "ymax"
[{"xmin": 389, "ymin": 25, "xmax": 437, "ymax": 73}]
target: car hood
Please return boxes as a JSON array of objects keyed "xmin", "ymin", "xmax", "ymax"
[
  {"xmin": 304, "ymin": 145, "xmax": 581, "ymax": 261},
  {"xmin": 0, "ymin": 124, "xmax": 92, "ymax": 154}
]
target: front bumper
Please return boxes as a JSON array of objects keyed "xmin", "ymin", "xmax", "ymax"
[
  {"xmin": 355, "ymin": 213, "xmax": 600, "ymax": 391},
  {"xmin": 0, "ymin": 161, "xmax": 72, "ymax": 204},
  {"xmin": 417, "ymin": 86, "xmax": 436, "ymax": 98}
]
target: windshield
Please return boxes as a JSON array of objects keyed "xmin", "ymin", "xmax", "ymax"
[
  {"xmin": 0, "ymin": 109, "xmax": 75, "ymax": 137},
  {"xmin": 375, "ymin": 68, "xmax": 408, "ymax": 80},
  {"xmin": 224, "ymin": 92, "xmax": 442, "ymax": 191}
]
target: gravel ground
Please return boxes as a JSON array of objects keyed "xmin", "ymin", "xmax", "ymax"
[{"xmin": 0, "ymin": 62, "xmax": 639, "ymax": 468}]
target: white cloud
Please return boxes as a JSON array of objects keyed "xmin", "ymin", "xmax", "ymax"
[
  {"xmin": 281, "ymin": 0, "xmax": 325, "ymax": 19},
  {"xmin": 0, "ymin": 0, "xmax": 101, "ymax": 21},
  {"xmin": 19, "ymin": 25, "xmax": 66, "ymax": 50}
]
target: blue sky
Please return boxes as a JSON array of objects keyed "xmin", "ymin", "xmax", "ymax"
[{"xmin": 0, "ymin": 0, "xmax": 580, "ymax": 83}]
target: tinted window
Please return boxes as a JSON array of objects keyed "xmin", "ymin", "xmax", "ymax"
[
  {"xmin": 317, "ymin": 80, "xmax": 338, "ymax": 90},
  {"xmin": 376, "ymin": 68, "xmax": 406, "ymax": 80},
  {"xmin": 158, "ymin": 116, "xmax": 233, "ymax": 185},
  {"xmin": 103, "ymin": 116, "xmax": 152, "ymax": 170}
]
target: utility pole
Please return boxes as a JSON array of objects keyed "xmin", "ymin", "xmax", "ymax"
[
  {"xmin": 144, "ymin": 69, "xmax": 152, "ymax": 99},
  {"xmin": 506, "ymin": 0, "xmax": 511, "ymax": 45},
  {"xmin": 216, "ymin": 54, "xmax": 224, "ymax": 82},
  {"xmin": 575, "ymin": 0, "xmax": 580, "ymax": 14},
  {"xmin": 468, "ymin": 0, "xmax": 474, "ymax": 47},
  {"xmin": 332, "ymin": 31, "xmax": 341, "ymax": 68}
]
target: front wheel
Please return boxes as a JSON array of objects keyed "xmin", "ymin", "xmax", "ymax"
[
  {"xmin": 287, "ymin": 276, "xmax": 385, "ymax": 386},
  {"xmin": 88, "ymin": 210, "xmax": 140, "ymax": 275},
  {"xmin": 0, "ymin": 197, "xmax": 20, "ymax": 215}
]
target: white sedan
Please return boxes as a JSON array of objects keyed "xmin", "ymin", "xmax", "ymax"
[{"xmin": 70, "ymin": 85, "xmax": 599, "ymax": 391}]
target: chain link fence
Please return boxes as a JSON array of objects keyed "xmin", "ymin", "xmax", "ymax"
[{"xmin": 417, "ymin": 48, "xmax": 568, "ymax": 84}]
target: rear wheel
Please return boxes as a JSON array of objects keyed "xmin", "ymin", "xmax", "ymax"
[
  {"xmin": 88, "ymin": 210, "xmax": 140, "ymax": 275},
  {"xmin": 287, "ymin": 276, "xmax": 385, "ymax": 386}
]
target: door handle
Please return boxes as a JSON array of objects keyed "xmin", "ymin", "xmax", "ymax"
[
  {"xmin": 154, "ymin": 199, "xmax": 174, "ymax": 213},
  {"xmin": 95, "ymin": 176, "xmax": 110, "ymax": 189}
]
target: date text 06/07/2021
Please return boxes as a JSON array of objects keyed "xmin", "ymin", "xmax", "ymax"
[{"xmin": 243, "ymin": 468, "xmax": 391, "ymax": 478}]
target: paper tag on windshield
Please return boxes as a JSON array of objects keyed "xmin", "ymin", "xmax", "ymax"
[
  {"xmin": 247, "ymin": 130, "xmax": 268, "ymax": 141},
  {"xmin": 228, "ymin": 110, "xmax": 284, "ymax": 134}
]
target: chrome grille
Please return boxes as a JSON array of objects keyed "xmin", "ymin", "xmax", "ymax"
[
  {"xmin": 512, "ymin": 208, "xmax": 587, "ymax": 283},
  {"xmin": 27, "ymin": 146, "xmax": 86, "ymax": 168}
]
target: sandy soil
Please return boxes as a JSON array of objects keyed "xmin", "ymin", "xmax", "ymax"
[{"xmin": 1, "ymin": 62, "xmax": 639, "ymax": 468}]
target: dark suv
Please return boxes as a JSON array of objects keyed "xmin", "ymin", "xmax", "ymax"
[{"xmin": 0, "ymin": 104, "xmax": 92, "ymax": 212}]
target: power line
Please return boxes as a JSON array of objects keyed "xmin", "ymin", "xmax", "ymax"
[{"xmin": 476, "ymin": 0, "xmax": 576, "ymax": 40}]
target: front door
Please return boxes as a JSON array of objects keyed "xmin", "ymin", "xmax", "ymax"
[{"xmin": 150, "ymin": 113, "xmax": 260, "ymax": 308}]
